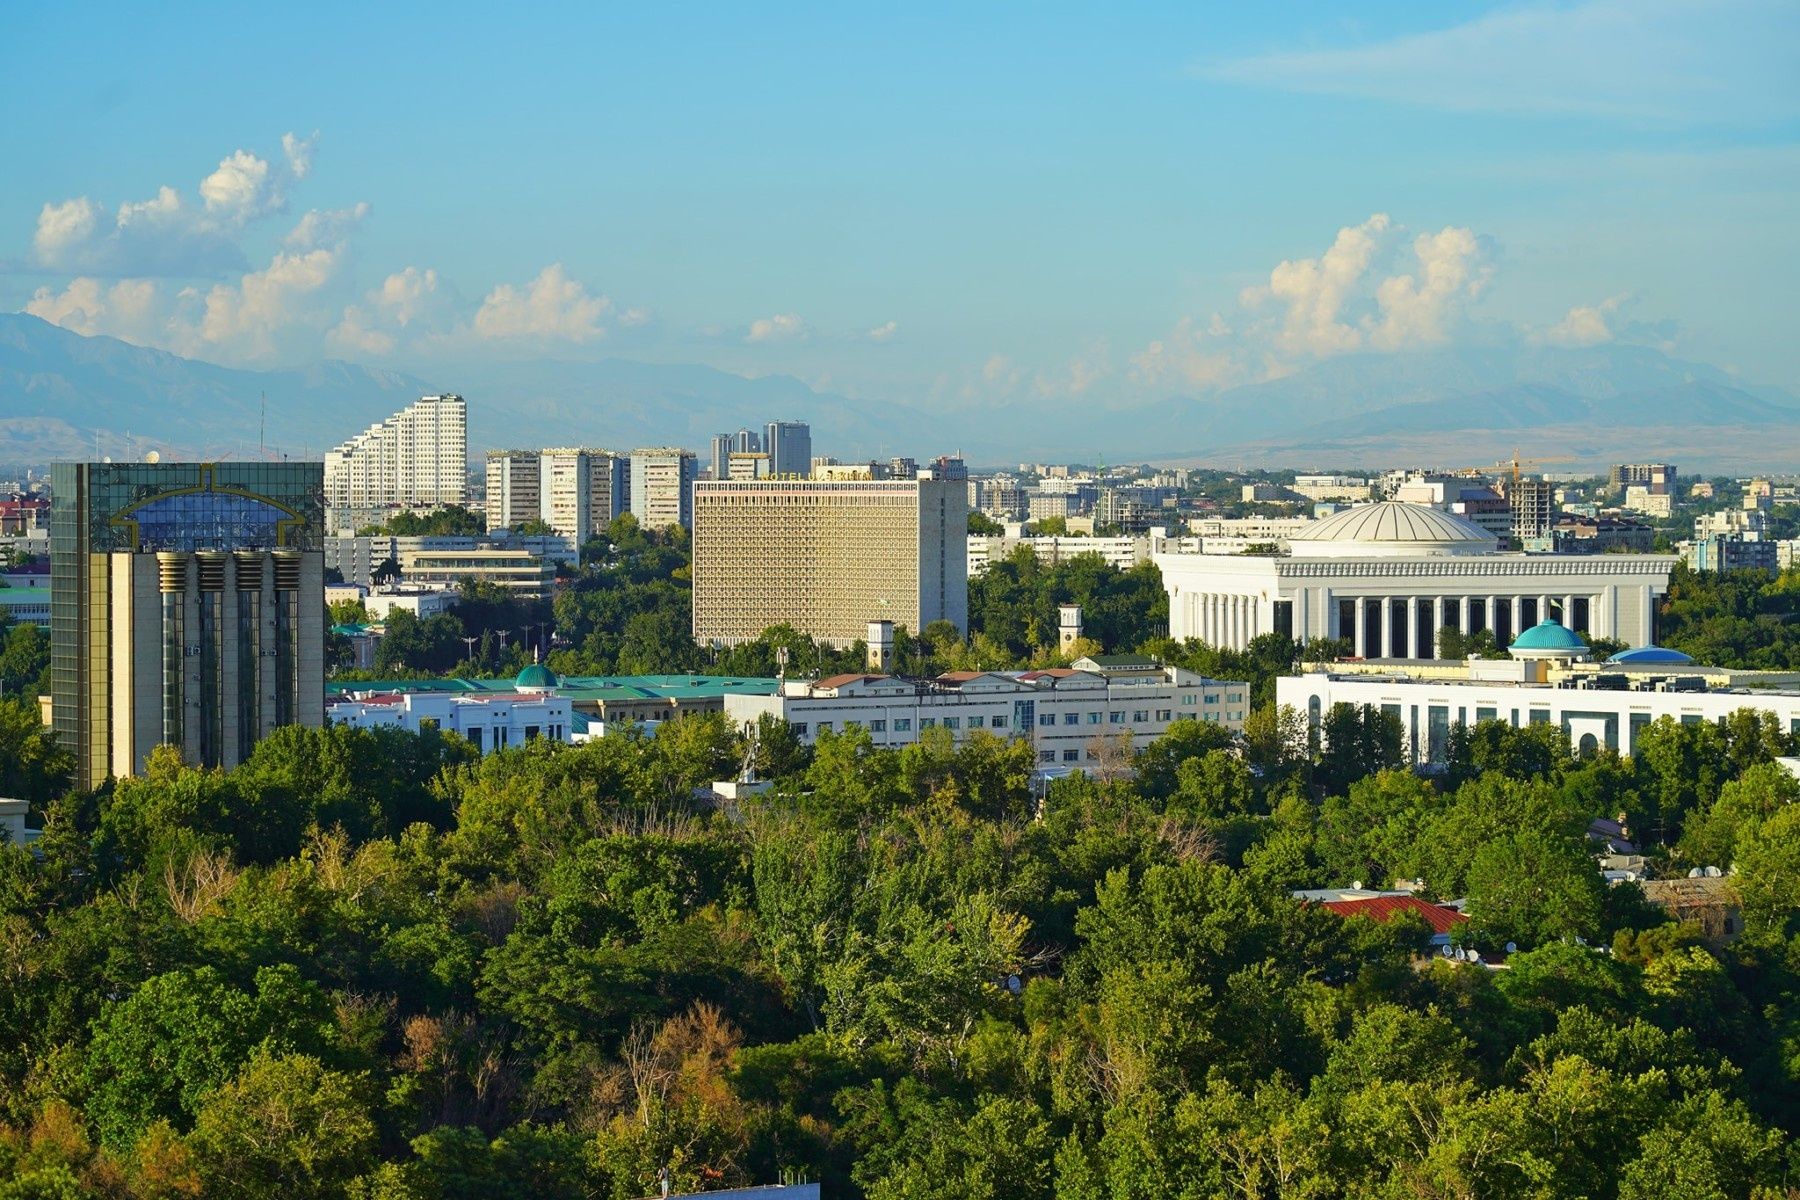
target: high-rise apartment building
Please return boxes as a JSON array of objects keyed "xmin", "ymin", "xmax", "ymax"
[
  {"xmin": 1509, "ymin": 478, "xmax": 1556, "ymax": 544},
  {"xmin": 485, "ymin": 449, "xmax": 541, "ymax": 531},
  {"xmin": 51, "ymin": 462, "xmax": 326, "ymax": 789},
  {"xmin": 763, "ymin": 421, "xmax": 812, "ymax": 479},
  {"xmin": 629, "ymin": 448, "xmax": 698, "ymax": 530},
  {"xmin": 538, "ymin": 448, "xmax": 629, "ymax": 540},
  {"xmin": 1610, "ymin": 463, "xmax": 1677, "ymax": 497},
  {"xmin": 324, "ymin": 394, "xmax": 467, "ymax": 530},
  {"xmin": 691, "ymin": 463, "xmax": 969, "ymax": 647}
]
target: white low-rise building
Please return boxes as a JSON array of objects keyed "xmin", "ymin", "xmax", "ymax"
[
  {"xmin": 327, "ymin": 669, "xmax": 574, "ymax": 754},
  {"xmin": 1277, "ymin": 626, "xmax": 1800, "ymax": 766},
  {"xmin": 723, "ymin": 655, "xmax": 1248, "ymax": 767},
  {"xmin": 1156, "ymin": 501, "xmax": 1676, "ymax": 654}
]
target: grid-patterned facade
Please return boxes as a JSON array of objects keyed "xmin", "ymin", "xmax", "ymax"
[
  {"xmin": 325, "ymin": 394, "xmax": 467, "ymax": 513},
  {"xmin": 692, "ymin": 477, "xmax": 968, "ymax": 647},
  {"xmin": 630, "ymin": 448, "xmax": 698, "ymax": 530},
  {"xmin": 485, "ymin": 450, "xmax": 541, "ymax": 531},
  {"xmin": 51, "ymin": 462, "xmax": 326, "ymax": 789}
]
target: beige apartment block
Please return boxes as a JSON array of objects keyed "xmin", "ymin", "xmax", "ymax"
[{"xmin": 692, "ymin": 475, "xmax": 969, "ymax": 647}]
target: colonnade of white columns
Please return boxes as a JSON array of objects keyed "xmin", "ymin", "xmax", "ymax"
[
  {"xmin": 1330, "ymin": 592, "xmax": 1602, "ymax": 659},
  {"xmin": 1186, "ymin": 592, "xmax": 1261, "ymax": 650}
]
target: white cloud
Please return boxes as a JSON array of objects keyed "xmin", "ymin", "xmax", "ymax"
[
  {"xmin": 1371, "ymin": 225, "xmax": 1493, "ymax": 349},
  {"xmin": 25, "ymin": 132, "xmax": 320, "ymax": 277},
  {"xmin": 867, "ymin": 320, "xmax": 898, "ymax": 342},
  {"xmin": 33, "ymin": 198, "xmax": 101, "ymax": 263},
  {"xmin": 1130, "ymin": 316, "xmax": 1244, "ymax": 390},
  {"xmin": 194, "ymin": 246, "xmax": 346, "ymax": 359},
  {"xmin": 1245, "ymin": 213, "xmax": 1390, "ymax": 356},
  {"xmin": 1539, "ymin": 295, "xmax": 1634, "ymax": 347},
  {"xmin": 1202, "ymin": 0, "xmax": 1799, "ymax": 125},
  {"xmin": 473, "ymin": 264, "xmax": 610, "ymax": 342},
  {"xmin": 746, "ymin": 312, "xmax": 808, "ymax": 343},
  {"xmin": 618, "ymin": 306, "xmax": 653, "ymax": 328},
  {"xmin": 325, "ymin": 306, "xmax": 397, "ymax": 357},
  {"xmin": 26, "ymin": 277, "xmax": 165, "ymax": 344},
  {"xmin": 285, "ymin": 202, "xmax": 370, "ymax": 250}
]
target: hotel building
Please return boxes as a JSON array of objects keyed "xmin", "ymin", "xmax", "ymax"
[
  {"xmin": 691, "ymin": 464, "xmax": 968, "ymax": 647},
  {"xmin": 51, "ymin": 461, "xmax": 326, "ymax": 788}
]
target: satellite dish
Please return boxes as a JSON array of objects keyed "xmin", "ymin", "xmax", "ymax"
[
  {"xmin": 101, "ymin": 456, "xmax": 112, "ymax": 464},
  {"xmin": 1688, "ymin": 867, "xmax": 1704, "ymax": 878},
  {"xmin": 145, "ymin": 450, "xmax": 161, "ymax": 464},
  {"xmin": 1505, "ymin": 942, "xmax": 1517, "ymax": 954},
  {"xmin": 1467, "ymin": 949, "xmax": 1481, "ymax": 963},
  {"xmin": 1704, "ymin": 865, "xmax": 1722, "ymax": 878}
]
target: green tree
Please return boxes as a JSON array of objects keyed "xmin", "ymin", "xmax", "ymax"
[
  {"xmin": 0, "ymin": 697, "xmax": 71, "ymax": 806},
  {"xmin": 186, "ymin": 1049, "xmax": 376, "ymax": 1200},
  {"xmin": 83, "ymin": 965, "xmax": 333, "ymax": 1149},
  {"xmin": 1463, "ymin": 829, "xmax": 1605, "ymax": 949}
]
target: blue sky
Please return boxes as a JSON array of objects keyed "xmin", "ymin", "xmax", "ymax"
[{"xmin": 3, "ymin": 0, "xmax": 1796, "ymax": 406}]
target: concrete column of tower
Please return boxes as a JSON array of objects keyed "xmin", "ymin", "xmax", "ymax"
[
  {"xmin": 1483, "ymin": 595, "xmax": 1496, "ymax": 634},
  {"xmin": 1433, "ymin": 596, "xmax": 1446, "ymax": 658},
  {"xmin": 1353, "ymin": 597, "xmax": 1367, "ymax": 658},
  {"xmin": 1510, "ymin": 595, "xmax": 1523, "ymax": 639},
  {"xmin": 1563, "ymin": 594, "xmax": 1577, "ymax": 628}
]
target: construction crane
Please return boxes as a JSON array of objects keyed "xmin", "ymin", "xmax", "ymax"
[{"xmin": 1446, "ymin": 451, "xmax": 1576, "ymax": 490}]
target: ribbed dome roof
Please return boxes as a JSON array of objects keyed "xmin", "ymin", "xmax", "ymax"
[
  {"xmin": 1289, "ymin": 502, "xmax": 1497, "ymax": 558},
  {"xmin": 515, "ymin": 664, "xmax": 559, "ymax": 691},
  {"xmin": 1510, "ymin": 619, "xmax": 1588, "ymax": 653}
]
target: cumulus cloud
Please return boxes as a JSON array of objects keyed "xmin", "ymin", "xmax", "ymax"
[
  {"xmin": 1132, "ymin": 213, "xmax": 1498, "ymax": 393},
  {"xmin": 866, "ymin": 320, "xmax": 898, "ymax": 342},
  {"xmin": 1130, "ymin": 315, "xmax": 1244, "ymax": 390},
  {"xmin": 284, "ymin": 203, "xmax": 370, "ymax": 250},
  {"xmin": 1537, "ymin": 295, "xmax": 1649, "ymax": 348},
  {"xmin": 745, "ymin": 312, "xmax": 808, "ymax": 343},
  {"xmin": 1371, "ymin": 225, "xmax": 1494, "ymax": 349},
  {"xmin": 26, "ymin": 278, "xmax": 166, "ymax": 344},
  {"xmin": 1244, "ymin": 213, "xmax": 1390, "ymax": 357},
  {"xmin": 473, "ymin": 264, "xmax": 610, "ymax": 342},
  {"xmin": 26, "ymin": 132, "xmax": 320, "ymax": 277}
]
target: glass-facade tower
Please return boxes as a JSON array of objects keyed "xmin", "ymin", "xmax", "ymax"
[{"xmin": 51, "ymin": 462, "xmax": 326, "ymax": 789}]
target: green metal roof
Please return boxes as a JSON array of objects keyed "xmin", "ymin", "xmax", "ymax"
[{"xmin": 327, "ymin": 673, "xmax": 780, "ymax": 699}]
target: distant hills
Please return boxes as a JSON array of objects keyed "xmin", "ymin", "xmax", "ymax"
[{"xmin": 2, "ymin": 311, "xmax": 1796, "ymax": 472}]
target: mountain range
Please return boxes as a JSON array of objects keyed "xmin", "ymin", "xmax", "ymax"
[{"xmin": 1, "ymin": 311, "xmax": 1795, "ymax": 472}]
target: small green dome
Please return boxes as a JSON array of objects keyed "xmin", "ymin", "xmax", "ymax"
[
  {"xmin": 1509, "ymin": 619, "xmax": 1588, "ymax": 656},
  {"xmin": 515, "ymin": 663, "xmax": 559, "ymax": 691}
]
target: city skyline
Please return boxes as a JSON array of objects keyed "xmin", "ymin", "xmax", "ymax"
[{"xmin": 3, "ymin": 0, "xmax": 1796, "ymax": 424}]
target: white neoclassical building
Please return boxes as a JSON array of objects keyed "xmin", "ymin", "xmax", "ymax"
[{"xmin": 1154, "ymin": 502, "xmax": 1677, "ymax": 657}]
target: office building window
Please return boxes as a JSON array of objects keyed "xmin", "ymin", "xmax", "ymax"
[
  {"xmin": 869, "ymin": 719, "xmax": 886, "ymax": 733},
  {"xmin": 1156, "ymin": 709, "xmax": 1172, "ymax": 721},
  {"xmin": 894, "ymin": 718, "xmax": 911, "ymax": 732},
  {"xmin": 1133, "ymin": 710, "xmax": 1148, "ymax": 723},
  {"xmin": 921, "ymin": 718, "xmax": 936, "ymax": 728},
  {"xmin": 1039, "ymin": 750, "xmax": 1055, "ymax": 763},
  {"xmin": 1182, "ymin": 695, "xmax": 1197, "ymax": 706},
  {"xmin": 1041, "ymin": 713, "xmax": 1056, "ymax": 727},
  {"xmin": 817, "ymin": 721, "xmax": 832, "ymax": 733},
  {"xmin": 966, "ymin": 715, "xmax": 982, "ymax": 728},
  {"xmin": 991, "ymin": 714, "xmax": 1007, "ymax": 729},
  {"xmin": 1063, "ymin": 712, "xmax": 1080, "ymax": 726},
  {"xmin": 1086, "ymin": 711, "xmax": 1102, "ymax": 725},
  {"xmin": 793, "ymin": 723, "xmax": 807, "ymax": 735},
  {"xmin": 467, "ymin": 727, "xmax": 482, "ymax": 751},
  {"xmin": 1109, "ymin": 711, "xmax": 1125, "ymax": 724},
  {"xmin": 1062, "ymin": 749, "xmax": 1080, "ymax": 762},
  {"xmin": 943, "ymin": 717, "xmax": 960, "ymax": 730}
]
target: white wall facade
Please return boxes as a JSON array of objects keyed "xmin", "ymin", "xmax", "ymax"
[
  {"xmin": 724, "ymin": 665, "xmax": 1247, "ymax": 767},
  {"xmin": 1155, "ymin": 552, "xmax": 1677, "ymax": 655},
  {"xmin": 327, "ymin": 691, "xmax": 574, "ymax": 754},
  {"xmin": 1278, "ymin": 670, "xmax": 1800, "ymax": 766}
]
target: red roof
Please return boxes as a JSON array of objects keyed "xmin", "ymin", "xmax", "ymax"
[
  {"xmin": 815, "ymin": 673, "xmax": 889, "ymax": 689},
  {"xmin": 1319, "ymin": 894, "xmax": 1467, "ymax": 936}
]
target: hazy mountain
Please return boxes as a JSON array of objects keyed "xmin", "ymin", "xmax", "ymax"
[
  {"xmin": 0, "ymin": 313, "xmax": 427, "ymax": 462},
  {"xmin": 3, "ymin": 311, "xmax": 1796, "ymax": 471}
]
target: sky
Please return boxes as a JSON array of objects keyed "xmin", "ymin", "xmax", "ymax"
[{"xmin": 3, "ymin": 0, "xmax": 1796, "ymax": 410}]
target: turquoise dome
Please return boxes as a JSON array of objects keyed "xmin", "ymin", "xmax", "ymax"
[
  {"xmin": 515, "ymin": 663, "xmax": 559, "ymax": 691},
  {"xmin": 1607, "ymin": 645, "xmax": 1694, "ymax": 666},
  {"xmin": 1509, "ymin": 619, "xmax": 1588, "ymax": 657}
]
